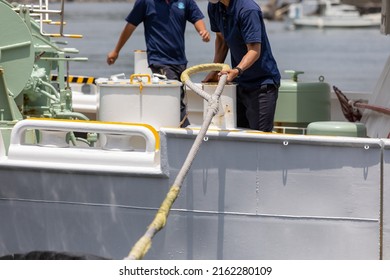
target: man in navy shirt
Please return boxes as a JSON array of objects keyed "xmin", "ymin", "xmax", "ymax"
[
  {"xmin": 204, "ymin": 0, "xmax": 280, "ymax": 132},
  {"xmin": 107, "ymin": 0, "xmax": 210, "ymax": 127}
]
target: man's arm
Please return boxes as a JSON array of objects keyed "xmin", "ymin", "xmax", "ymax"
[
  {"xmin": 212, "ymin": 32, "xmax": 229, "ymax": 63},
  {"xmin": 107, "ymin": 23, "xmax": 137, "ymax": 65},
  {"xmin": 194, "ymin": 19, "xmax": 210, "ymax": 42},
  {"xmin": 202, "ymin": 32, "xmax": 229, "ymax": 82},
  {"xmin": 225, "ymin": 42, "xmax": 261, "ymax": 82}
]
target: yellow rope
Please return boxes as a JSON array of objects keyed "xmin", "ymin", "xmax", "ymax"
[
  {"xmin": 126, "ymin": 63, "xmax": 229, "ymax": 260},
  {"xmin": 155, "ymin": 185, "xmax": 180, "ymax": 225},
  {"xmin": 180, "ymin": 63, "xmax": 230, "ymax": 83},
  {"xmin": 126, "ymin": 185, "xmax": 180, "ymax": 260}
]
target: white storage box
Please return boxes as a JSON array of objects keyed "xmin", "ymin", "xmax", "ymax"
[
  {"xmin": 97, "ymin": 76, "xmax": 181, "ymax": 130},
  {"xmin": 203, "ymin": 84, "xmax": 237, "ymax": 129},
  {"xmin": 185, "ymin": 83, "xmax": 237, "ymax": 129}
]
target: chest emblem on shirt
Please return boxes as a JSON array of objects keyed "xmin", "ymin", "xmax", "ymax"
[{"xmin": 177, "ymin": 2, "xmax": 185, "ymax": 9}]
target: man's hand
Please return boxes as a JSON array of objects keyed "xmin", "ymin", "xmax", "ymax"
[
  {"xmin": 220, "ymin": 68, "xmax": 240, "ymax": 82},
  {"xmin": 199, "ymin": 30, "xmax": 210, "ymax": 42},
  {"xmin": 107, "ymin": 51, "xmax": 119, "ymax": 65},
  {"xmin": 202, "ymin": 71, "xmax": 219, "ymax": 83}
]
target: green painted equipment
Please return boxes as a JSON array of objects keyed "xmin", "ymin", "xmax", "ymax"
[
  {"xmin": 0, "ymin": 0, "xmax": 88, "ymax": 152},
  {"xmin": 307, "ymin": 121, "xmax": 367, "ymax": 137},
  {"xmin": 274, "ymin": 70, "xmax": 331, "ymax": 133}
]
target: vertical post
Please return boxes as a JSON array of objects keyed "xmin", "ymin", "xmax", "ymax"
[{"xmin": 381, "ymin": 0, "xmax": 390, "ymax": 35}]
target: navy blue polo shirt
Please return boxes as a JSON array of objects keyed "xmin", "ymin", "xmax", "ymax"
[
  {"xmin": 208, "ymin": 0, "xmax": 280, "ymax": 89},
  {"xmin": 126, "ymin": 0, "xmax": 204, "ymax": 66}
]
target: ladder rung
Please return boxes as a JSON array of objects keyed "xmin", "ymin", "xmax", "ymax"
[
  {"xmin": 48, "ymin": 34, "xmax": 83, "ymax": 39},
  {"xmin": 29, "ymin": 9, "xmax": 62, "ymax": 14},
  {"xmin": 40, "ymin": 20, "xmax": 67, "ymax": 25},
  {"xmin": 49, "ymin": 21, "xmax": 67, "ymax": 25}
]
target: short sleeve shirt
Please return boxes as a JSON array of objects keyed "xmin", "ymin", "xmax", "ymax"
[
  {"xmin": 127, "ymin": 0, "xmax": 204, "ymax": 65},
  {"xmin": 208, "ymin": 0, "xmax": 280, "ymax": 88}
]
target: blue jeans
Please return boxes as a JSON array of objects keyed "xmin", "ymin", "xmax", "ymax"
[{"xmin": 236, "ymin": 84, "xmax": 279, "ymax": 132}]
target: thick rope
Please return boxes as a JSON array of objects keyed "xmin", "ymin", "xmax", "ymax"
[
  {"xmin": 180, "ymin": 63, "xmax": 230, "ymax": 84},
  {"xmin": 334, "ymin": 85, "xmax": 390, "ymax": 121},
  {"xmin": 125, "ymin": 64, "xmax": 229, "ymax": 260},
  {"xmin": 333, "ymin": 86, "xmax": 362, "ymax": 122}
]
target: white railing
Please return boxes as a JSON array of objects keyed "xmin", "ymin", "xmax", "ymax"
[{"xmin": 3, "ymin": 119, "xmax": 163, "ymax": 175}]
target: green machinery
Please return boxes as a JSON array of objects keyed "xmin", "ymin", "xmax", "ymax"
[
  {"xmin": 0, "ymin": 0, "xmax": 88, "ymax": 150},
  {"xmin": 274, "ymin": 70, "xmax": 331, "ymax": 134}
]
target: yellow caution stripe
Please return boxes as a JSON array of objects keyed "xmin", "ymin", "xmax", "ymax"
[
  {"xmin": 41, "ymin": 20, "xmax": 67, "ymax": 25},
  {"xmin": 49, "ymin": 34, "xmax": 83, "ymax": 39},
  {"xmin": 51, "ymin": 74, "xmax": 96, "ymax": 85}
]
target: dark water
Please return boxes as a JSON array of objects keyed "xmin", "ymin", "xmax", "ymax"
[{"xmin": 54, "ymin": 1, "xmax": 389, "ymax": 93}]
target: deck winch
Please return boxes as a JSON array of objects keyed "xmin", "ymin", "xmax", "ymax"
[{"xmin": 0, "ymin": 0, "xmax": 89, "ymax": 152}]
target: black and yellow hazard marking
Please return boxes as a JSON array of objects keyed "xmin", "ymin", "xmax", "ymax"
[{"xmin": 51, "ymin": 74, "xmax": 96, "ymax": 85}]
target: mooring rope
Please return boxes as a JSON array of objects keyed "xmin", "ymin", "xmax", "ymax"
[
  {"xmin": 125, "ymin": 63, "xmax": 230, "ymax": 260},
  {"xmin": 333, "ymin": 85, "xmax": 390, "ymax": 122}
]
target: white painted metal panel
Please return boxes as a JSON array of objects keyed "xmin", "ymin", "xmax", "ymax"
[
  {"xmin": 0, "ymin": 129, "xmax": 385, "ymax": 259},
  {"xmin": 165, "ymin": 129, "xmax": 382, "ymax": 259},
  {"xmin": 381, "ymin": 138, "xmax": 390, "ymax": 259}
]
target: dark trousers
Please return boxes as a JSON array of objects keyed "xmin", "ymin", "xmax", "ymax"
[
  {"xmin": 150, "ymin": 64, "xmax": 190, "ymax": 128},
  {"xmin": 236, "ymin": 84, "xmax": 279, "ymax": 132}
]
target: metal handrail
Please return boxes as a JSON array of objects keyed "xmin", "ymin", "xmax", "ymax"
[{"xmin": 13, "ymin": 0, "xmax": 82, "ymax": 38}]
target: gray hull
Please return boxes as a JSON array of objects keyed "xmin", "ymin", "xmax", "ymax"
[{"xmin": 1, "ymin": 129, "xmax": 388, "ymax": 260}]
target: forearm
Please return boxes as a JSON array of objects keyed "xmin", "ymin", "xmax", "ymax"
[
  {"xmin": 194, "ymin": 19, "xmax": 210, "ymax": 42},
  {"xmin": 114, "ymin": 23, "xmax": 136, "ymax": 53},
  {"xmin": 107, "ymin": 23, "xmax": 136, "ymax": 65},
  {"xmin": 213, "ymin": 33, "xmax": 229, "ymax": 63},
  {"xmin": 194, "ymin": 19, "xmax": 207, "ymax": 33},
  {"xmin": 235, "ymin": 43, "xmax": 261, "ymax": 71},
  {"xmin": 201, "ymin": 33, "xmax": 227, "ymax": 82},
  {"xmin": 221, "ymin": 43, "xmax": 261, "ymax": 82}
]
